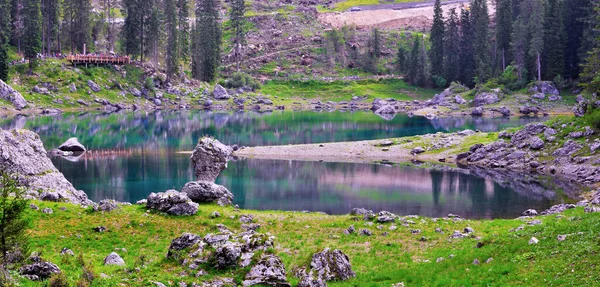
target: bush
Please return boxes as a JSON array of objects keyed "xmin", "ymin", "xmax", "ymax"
[
  {"xmin": 432, "ymin": 75, "xmax": 447, "ymax": 88},
  {"xmin": 49, "ymin": 272, "xmax": 69, "ymax": 287},
  {"xmin": 553, "ymin": 74, "xmax": 566, "ymax": 91},
  {"xmin": 144, "ymin": 77, "xmax": 155, "ymax": 91},
  {"xmin": 221, "ymin": 72, "xmax": 261, "ymax": 91},
  {"xmin": 0, "ymin": 172, "xmax": 30, "ymax": 267},
  {"xmin": 585, "ymin": 108, "xmax": 600, "ymax": 130},
  {"xmin": 498, "ymin": 66, "xmax": 528, "ymax": 90}
]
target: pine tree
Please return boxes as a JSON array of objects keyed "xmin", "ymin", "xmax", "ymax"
[
  {"xmin": 528, "ymin": 0, "xmax": 545, "ymax": 82},
  {"xmin": 444, "ymin": 8, "xmax": 460, "ymax": 84},
  {"xmin": 363, "ymin": 28, "xmax": 381, "ymax": 74},
  {"xmin": 496, "ymin": 0, "xmax": 513, "ymax": 71},
  {"xmin": 471, "ymin": 0, "xmax": 490, "ymax": 83},
  {"xmin": 41, "ymin": 0, "xmax": 59, "ymax": 55},
  {"xmin": 429, "ymin": 0, "xmax": 444, "ymax": 78},
  {"xmin": 459, "ymin": 8, "xmax": 476, "ymax": 87},
  {"xmin": 165, "ymin": 0, "xmax": 179, "ymax": 83},
  {"xmin": 177, "ymin": 0, "xmax": 190, "ymax": 62},
  {"xmin": 543, "ymin": 0, "xmax": 565, "ymax": 80},
  {"xmin": 407, "ymin": 35, "xmax": 427, "ymax": 87},
  {"xmin": 396, "ymin": 45, "xmax": 407, "ymax": 74},
  {"xmin": 10, "ymin": 0, "xmax": 24, "ymax": 52},
  {"xmin": 63, "ymin": 0, "xmax": 91, "ymax": 53},
  {"xmin": 0, "ymin": 0, "xmax": 11, "ymax": 81},
  {"xmin": 581, "ymin": 0, "xmax": 600, "ymax": 94},
  {"xmin": 123, "ymin": 0, "xmax": 141, "ymax": 58},
  {"xmin": 193, "ymin": 0, "xmax": 222, "ymax": 82},
  {"xmin": 564, "ymin": 0, "xmax": 593, "ymax": 80},
  {"xmin": 230, "ymin": 0, "xmax": 246, "ymax": 71},
  {"xmin": 22, "ymin": 0, "xmax": 41, "ymax": 73},
  {"xmin": 145, "ymin": 5, "xmax": 162, "ymax": 65},
  {"xmin": 512, "ymin": 10, "xmax": 529, "ymax": 83},
  {"xmin": 0, "ymin": 173, "xmax": 30, "ymax": 267}
]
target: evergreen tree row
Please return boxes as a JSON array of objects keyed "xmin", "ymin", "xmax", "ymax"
[{"xmin": 405, "ymin": 0, "xmax": 597, "ymax": 89}]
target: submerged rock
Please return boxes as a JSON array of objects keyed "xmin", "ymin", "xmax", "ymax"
[
  {"xmin": 181, "ymin": 181, "xmax": 234, "ymax": 206},
  {"xmin": 191, "ymin": 137, "xmax": 233, "ymax": 182},
  {"xmin": 0, "ymin": 128, "xmax": 91, "ymax": 205}
]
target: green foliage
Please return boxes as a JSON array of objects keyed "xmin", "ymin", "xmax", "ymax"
[
  {"xmin": 220, "ymin": 72, "xmax": 260, "ymax": 90},
  {"xmin": 432, "ymin": 75, "xmax": 446, "ymax": 88},
  {"xmin": 543, "ymin": 0, "xmax": 565, "ymax": 80},
  {"xmin": 230, "ymin": 0, "xmax": 246, "ymax": 70},
  {"xmin": 192, "ymin": 0, "xmax": 222, "ymax": 82},
  {"xmin": 362, "ymin": 28, "xmax": 381, "ymax": 74},
  {"xmin": 471, "ymin": 0, "xmax": 491, "ymax": 83},
  {"xmin": 0, "ymin": 0, "xmax": 10, "ymax": 81},
  {"xmin": 429, "ymin": 0, "xmax": 444, "ymax": 77},
  {"xmin": 0, "ymin": 172, "xmax": 30, "ymax": 266},
  {"xmin": 177, "ymin": 0, "xmax": 190, "ymax": 62},
  {"xmin": 165, "ymin": 0, "xmax": 179, "ymax": 82},
  {"xmin": 553, "ymin": 74, "xmax": 566, "ymax": 91},
  {"xmin": 48, "ymin": 272, "xmax": 69, "ymax": 287},
  {"xmin": 459, "ymin": 9, "xmax": 475, "ymax": 87},
  {"xmin": 496, "ymin": 0, "xmax": 513, "ymax": 71},
  {"xmin": 144, "ymin": 76, "xmax": 155, "ymax": 91},
  {"xmin": 444, "ymin": 8, "xmax": 460, "ymax": 85},
  {"xmin": 498, "ymin": 65, "xmax": 528, "ymax": 90},
  {"xmin": 63, "ymin": 0, "xmax": 92, "ymax": 54},
  {"xmin": 407, "ymin": 35, "xmax": 428, "ymax": 87},
  {"xmin": 580, "ymin": 1, "xmax": 600, "ymax": 95},
  {"xmin": 23, "ymin": 0, "xmax": 42, "ymax": 72}
]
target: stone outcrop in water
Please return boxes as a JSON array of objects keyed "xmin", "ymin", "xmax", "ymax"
[
  {"xmin": 58, "ymin": 137, "xmax": 87, "ymax": 152},
  {"xmin": 190, "ymin": 137, "xmax": 233, "ymax": 182},
  {"xmin": 0, "ymin": 128, "xmax": 92, "ymax": 205},
  {"xmin": 181, "ymin": 181, "xmax": 234, "ymax": 206},
  {"xmin": 0, "ymin": 79, "xmax": 27, "ymax": 110}
]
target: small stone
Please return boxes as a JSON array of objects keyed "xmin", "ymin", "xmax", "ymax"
[
  {"xmin": 60, "ymin": 248, "xmax": 74, "ymax": 256},
  {"xmin": 93, "ymin": 226, "xmax": 107, "ymax": 233},
  {"xmin": 473, "ymin": 259, "xmax": 480, "ymax": 265},
  {"xmin": 522, "ymin": 209, "xmax": 538, "ymax": 216},
  {"xmin": 42, "ymin": 208, "xmax": 53, "ymax": 214},
  {"xmin": 436, "ymin": 257, "xmax": 445, "ymax": 263},
  {"xmin": 411, "ymin": 229, "xmax": 421, "ymax": 234},
  {"xmin": 103, "ymin": 252, "xmax": 125, "ymax": 266},
  {"xmin": 486, "ymin": 258, "xmax": 494, "ymax": 264},
  {"xmin": 211, "ymin": 211, "xmax": 221, "ymax": 218},
  {"xmin": 30, "ymin": 204, "xmax": 39, "ymax": 210},
  {"xmin": 360, "ymin": 229, "xmax": 372, "ymax": 236},
  {"xmin": 529, "ymin": 237, "xmax": 539, "ymax": 245},
  {"xmin": 464, "ymin": 227, "xmax": 475, "ymax": 234},
  {"xmin": 557, "ymin": 234, "xmax": 567, "ymax": 241},
  {"xmin": 344, "ymin": 225, "xmax": 356, "ymax": 235}
]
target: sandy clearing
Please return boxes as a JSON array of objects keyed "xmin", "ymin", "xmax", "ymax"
[{"xmin": 319, "ymin": 1, "xmax": 496, "ymax": 30}]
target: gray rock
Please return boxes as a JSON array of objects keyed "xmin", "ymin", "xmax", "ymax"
[
  {"xmin": 60, "ymin": 248, "xmax": 74, "ymax": 256},
  {"xmin": 307, "ymin": 249, "xmax": 355, "ymax": 282},
  {"xmin": 411, "ymin": 147, "xmax": 425, "ymax": 155},
  {"xmin": 213, "ymin": 84, "xmax": 230, "ymax": 100},
  {"xmin": 557, "ymin": 234, "xmax": 567, "ymax": 241},
  {"xmin": 242, "ymin": 255, "xmax": 291, "ymax": 287},
  {"xmin": 464, "ymin": 227, "xmax": 475, "ymax": 234},
  {"xmin": 531, "ymin": 93, "xmax": 545, "ymax": 100},
  {"xmin": 146, "ymin": 190, "xmax": 199, "ymax": 215},
  {"xmin": 181, "ymin": 181, "xmax": 234, "ymax": 206},
  {"xmin": 0, "ymin": 80, "xmax": 27, "ymax": 110},
  {"xmin": 471, "ymin": 107, "xmax": 484, "ymax": 116},
  {"xmin": 529, "ymin": 81, "xmax": 560, "ymax": 95},
  {"xmin": 153, "ymin": 98, "xmax": 162, "ymax": 106},
  {"xmin": 529, "ymin": 137, "xmax": 545, "ymax": 150},
  {"xmin": 19, "ymin": 261, "xmax": 61, "ymax": 280},
  {"xmin": 454, "ymin": 95, "xmax": 467, "ymax": 105},
  {"xmin": 344, "ymin": 225, "xmax": 356, "ymax": 234},
  {"xmin": 93, "ymin": 226, "xmax": 107, "ymax": 232},
  {"xmin": 359, "ymin": 229, "xmax": 372, "ymax": 236},
  {"xmin": 87, "ymin": 80, "xmax": 102, "ymax": 92},
  {"xmin": 297, "ymin": 268, "xmax": 327, "ymax": 287},
  {"xmin": 167, "ymin": 233, "xmax": 202, "ymax": 259},
  {"xmin": 548, "ymin": 95, "xmax": 562, "ymax": 101},
  {"xmin": 42, "ymin": 208, "xmax": 53, "ymax": 214},
  {"xmin": 240, "ymin": 215, "xmax": 254, "ymax": 223},
  {"xmin": 103, "ymin": 252, "xmax": 125, "ymax": 266},
  {"xmin": 0, "ymin": 129, "xmax": 91, "ymax": 205},
  {"xmin": 69, "ymin": 83, "xmax": 77, "ymax": 93},
  {"xmin": 94, "ymin": 199, "xmax": 119, "ymax": 212},
  {"xmin": 130, "ymin": 88, "xmax": 142, "ymax": 97},
  {"xmin": 473, "ymin": 92, "xmax": 499, "ymax": 106},
  {"xmin": 541, "ymin": 204, "xmax": 576, "ymax": 215},
  {"xmin": 371, "ymin": 98, "xmax": 388, "ymax": 111},
  {"xmin": 215, "ymin": 242, "xmax": 242, "ymax": 269},
  {"xmin": 190, "ymin": 137, "xmax": 233, "ymax": 182},
  {"xmin": 529, "ymin": 237, "xmax": 539, "ymax": 245},
  {"xmin": 374, "ymin": 105, "xmax": 397, "ymax": 121},
  {"xmin": 522, "ymin": 209, "xmax": 538, "ymax": 216}
]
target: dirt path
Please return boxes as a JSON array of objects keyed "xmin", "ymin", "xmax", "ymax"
[{"xmin": 319, "ymin": 0, "xmax": 495, "ymax": 30}]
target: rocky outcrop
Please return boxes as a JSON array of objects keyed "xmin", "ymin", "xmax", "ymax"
[
  {"xmin": 529, "ymin": 81, "xmax": 559, "ymax": 95},
  {"xmin": 297, "ymin": 249, "xmax": 355, "ymax": 286},
  {"xmin": 190, "ymin": 137, "xmax": 233, "ymax": 182},
  {"xmin": 243, "ymin": 255, "xmax": 291, "ymax": 287},
  {"xmin": 146, "ymin": 190, "xmax": 199, "ymax": 216},
  {"xmin": 167, "ymin": 229, "xmax": 275, "ymax": 271},
  {"xmin": 19, "ymin": 261, "xmax": 61, "ymax": 281},
  {"xmin": 0, "ymin": 79, "xmax": 27, "ymax": 110},
  {"xmin": 58, "ymin": 137, "xmax": 86, "ymax": 152},
  {"xmin": 473, "ymin": 92, "xmax": 499, "ymax": 106},
  {"xmin": 181, "ymin": 181, "xmax": 234, "ymax": 206},
  {"xmin": 0, "ymin": 129, "xmax": 91, "ymax": 205}
]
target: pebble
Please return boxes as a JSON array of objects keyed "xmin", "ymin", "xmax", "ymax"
[{"xmin": 529, "ymin": 237, "xmax": 539, "ymax": 245}]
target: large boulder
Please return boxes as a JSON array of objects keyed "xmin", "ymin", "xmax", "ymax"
[
  {"xmin": 58, "ymin": 137, "xmax": 86, "ymax": 152},
  {"xmin": 146, "ymin": 190, "xmax": 199, "ymax": 216},
  {"xmin": 529, "ymin": 81, "xmax": 559, "ymax": 95},
  {"xmin": 103, "ymin": 252, "xmax": 125, "ymax": 266},
  {"xmin": 0, "ymin": 129, "xmax": 91, "ymax": 205},
  {"xmin": 215, "ymin": 241, "xmax": 242, "ymax": 269},
  {"xmin": 190, "ymin": 137, "xmax": 233, "ymax": 182},
  {"xmin": 308, "ymin": 249, "xmax": 355, "ymax": 282},
  {"xmin": 87, "ymin": 80, "xmax": 102, "ymax": 92},
  {"xmin": 213, "ymin": 84, "xmax": 231, "ymax": 100},
  {"xmin": 181, "ymin": 181, "xmax": 234, "ymax": 206},
  {"xmin": 166, "ymin": 233, "xmax": 202, "ymax": 259},
  {"xmin": 242, "ymin": 255, "xmax": 291, "ymax": 287},
  {"xmin": 371, "ymin": 98, "xmax": 388, "ymax": 111},
  {"xmin": 0, "ymin": 79, "xmax": 27, "ymax": 110},
  {"xmin": 19, "ymin": 261, "xmax": 61, "ymax": 281},
  {"xmin": 473, "ymin": 92, "xmax": 499, "ymax": 106}
]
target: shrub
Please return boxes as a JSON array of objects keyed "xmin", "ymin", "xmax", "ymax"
[
  {"xmin": 498, "ymin": 65, "xmax": 528, "ymax": 90},
  {"xmin": 0, "ymin": 172, "xmax": 30, "ymax": 266},
  {"xmin": 221, "ymin": 72, "xmax": 260, "ymax": 91},
  {"xmin": 144, "ymin": 77, "xmax": 155, "ymax": 91},
  {"xmin": 432, "ymin": 75, "xmax": 447, "ymax": 88},
  {"xmin": 585, "ymin": 108, "xmax": 600, "ymax": 130},
  {"xmin": 49, "ymin": 272, "xmax": 69, "ymax": 287},
  {"xmin": 553, "ymin": 74, "xmax": 566, "ymax": 91}
]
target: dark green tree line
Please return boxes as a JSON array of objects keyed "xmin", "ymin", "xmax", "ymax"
[{"xmin": 192, "ymin": 0, "xmax": 222, "ymax": 82}]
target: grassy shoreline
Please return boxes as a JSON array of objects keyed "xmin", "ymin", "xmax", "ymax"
[{"xmin": 18, "ymin": 200, "xmax": 600, "ymax": 286}]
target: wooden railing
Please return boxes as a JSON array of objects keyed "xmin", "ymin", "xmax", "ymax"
[{"xmin": 66, "ymin": 55, "xmax": 131, "ymax": 65}]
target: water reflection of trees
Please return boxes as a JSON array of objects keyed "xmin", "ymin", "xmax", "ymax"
[{"xmin": 0, "ymin": 111, "xmax": 544, "ymax": 151}]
